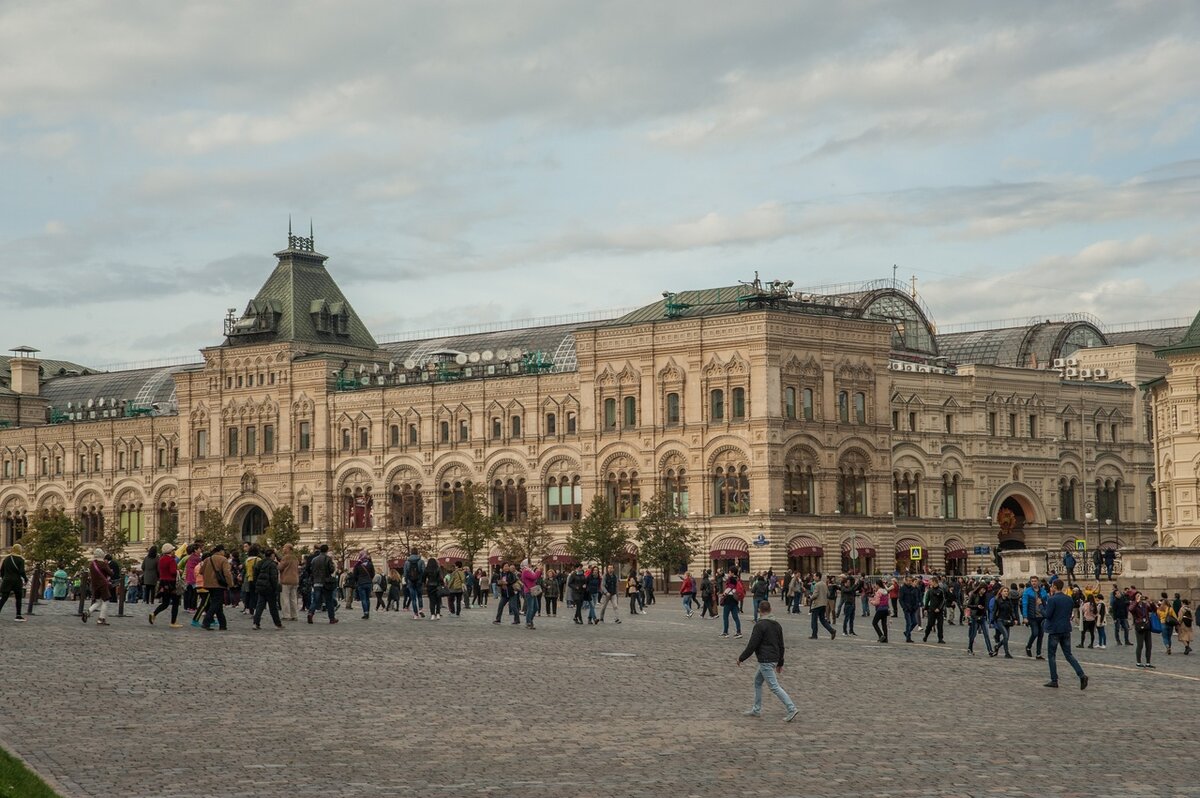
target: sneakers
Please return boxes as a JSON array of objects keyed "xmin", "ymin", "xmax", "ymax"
[
  {"xmin": 743, "ymin": 709, "xmax": 761, "ymax": 717},
  {"xmin": 784, "ymin": 708, "xmax": 800, "ymax": 723},
  {"xmin": 329, "ymin": 618, "xmax": 339, "ymax": 625},
  {"xmin": 1080, "ymin": 674, "xmax": 1089, "ymax": 691},
  {"xmin": 169, "ymin": 623, "xmax": 183, "ymax": 628},
  {"xmin": 1043, "ymin": 681, "xmax": 1059, "ymax": 688},
  {"xmin": 190, "ymin": 619, "xmax": 201, "ymax": 628},
  {"xmin": 734, "ymin": 632, "xmax": 743, "ymax": 639},
  {"xmin": 720, "ymin": 633, "xmax": 729, "ymax": 638},
  {"xmin": 13, "ymin": 617, "xmax": 25, "ymax": 623},
  {"xmin": 148, "ymin": 612, "xmax": 155, "ymax": 625},
  {"xmin": 614, "ymin": 619, "xmax": 622, "ymax": 624},
  {"xmin": 81, "ymin": 610, "xmax": 89, "ymax": 623}
]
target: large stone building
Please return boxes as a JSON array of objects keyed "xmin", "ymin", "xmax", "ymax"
[
  {"xmin": 1147, "ymin": 312, "xmax": 1200, "ymax": 547},
  {"xmin": 0, "ymin": 232, "xmax": 1184, "ymax": 577}
]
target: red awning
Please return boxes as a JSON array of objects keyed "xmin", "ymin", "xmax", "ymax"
[
  {"xmin": 488, "ymin": 546, "xmax": 502, "ymax": 566},
  {"xmin": 895, "ymin": 538, "xmax": 922, "ymax": 555},
  {"xmin": 617, "ymin": 540, "xmax": 639, "ymax": 561},
  {"xmin": 788, "ymin": 535, "xmax": 823, "ymax": 558},
  {"xmin": 945, "ymin": 539, "xmax": 967, "ymax": 560},
  {"xmin": 710, "ymin": 536, "xmax": 749, "ymax": 560},
  {"xmin": 840, "ymin": 539, "xmax": 876, "ymax": 557},
  {"xmin": 544, "ymin": 541, "xmax": 578, "ymax": 566},
  {"xmin": 437, "ymin": 546, "xmax": 469, "ymax": 565}
]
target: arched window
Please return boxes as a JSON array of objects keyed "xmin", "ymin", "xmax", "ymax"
[
  {"xmin": 837, "ymin": 391, "xmax": 850, "ymax": 423},
  {"xmin": 623, "ymin": 396, "xmax": 637, "ymax": 427},
  {"xmin": 604, "ymin": 398, "xmax": 617, "ymax": 430},
  {"xmin": 545, "ymin": 412, "xmax": 556, "ymax": 435},
  {"xmin": 606, "ymin": 467, "xmax": 641, "ymax": 519},
  {"xmin": 784, "ymin": 458, "xmax": 815, "ymax": 515},
  {"xmin": 390, "ymin": 424, "xmax": 400, "ymax": 447},
  {"xmin": 784, "ymin": 387, "xmax": 797, "ymax": 420},
  {"xmin": 1097, "ymin": 478, "xmax": 1120, "ymax": 523},
  {"xmin": 712, "ymin": 454, "xmax": 750, "ymax": 515},
  {"xmin": 853, "ymin": 392, "xmax": 866, "ymax": 424},
  {"xmin": 79, "ymin": 502, "xmax": 105, "ymax": 545},
  {"xmin": 893, "ymin": 473, "xmax": 919, "ymax": 518},
  {"xmin": 492, "ymin": 478, "xmax": 528, "ymax": 523},
  {"xmin": 662, "ymin": 462, "xmax": 688, "ymax": 515},
  {"xmin": 439, "ymin": 421, "xmax": 450, "ymax": 443},
  {"xmin": 546, "ymin": 474, "xmax": 582, "ymax": 522},
  {"xmin": 1148, "ymin": 477, "xmax": 1157, "ymax": 522},
  {"xmin": 118, "ymin": 499, "xmax": 145, "ymax": 543},
  {"xmin": 511, "ymin": 415, "xmax": 522, "ymax": 438},
  {"xmin": 802, "ymin": 388, "xmax": 814, "ymax": 421},
  {"xmin": 1059, "ymin": 477, "xmax": 1077, "ymax": 521},
  {"xmin": 942, "ymin": 474, "xmax": 959, "ymax": 520},
  {"xmin": 2, "ymin": 501, "xmax": 27, "ymax": 548},
  {"xmin": 390, "ymin": 483, "xmax": 423, "ymax": 528},
  {"xmin": 710, "ymin": 389, "xmax": 725, "ymax": 421},
  {"xmin": 440, "ymin": 479, "xmax": 469, "ymax": 524},
  {"xmin": 157, "ymin": 500, "xmax": 179, "ymax": 537},
  {"xmin": 666, "ymin": 392, "xmax": 681, "ymax": 425},
  {"xmin": 836, "ymin": 454, "xmax": 867, "ymax": 516},
  {"xmin": 731, "ymin": 387, "xmax": 746, "ymax": 420},
  {"xmin": 359, "ymin": 427, "xmax": 369, "ymax": 449},
  {"xmin": 344, "ymin": 487, "xmax": 373, "ymax": 529},
  {"xmin": 566, "ymin": 412, "xmax": 577, "ymax": 434}
]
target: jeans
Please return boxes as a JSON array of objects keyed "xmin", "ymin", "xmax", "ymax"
[
  {"xmin": 280, "ymin": 584, "xmax": 299, "ymax": 619},
  {"xmin": 253, "ymin": 591, "xmax": 281, "ymax": 627},
  {"xmin": 588, "ymin": 593, "xmax": 600, "ymax": 621},
  {"xmin": 752, "ymin": 597, "xmax": 763, "ymax": 622},
  {"xmin": 1098, "ymin": 624, "xmax": 1107, "ymax": 646},
  {"xmin": 722, "ymin": 603, "xmax": 742, "ymax": 635},
  {"xmin": 1046, "ymin": 632, "xmax": 1085, "ymax": 684},
  {"xmin": 840, "ymin": 600, "xmax": 855, "ymax": 634},
  {"xmin": 599, "ymin": 593, "xmax": 620, "ymax": 621},
  {"xmin": 1114, "ymin": 618, "xmax": 1131, "ymax": 645},
  {"xmin": 524, "ymin": 592, "xmax": 537, "ymax": 625},
  {"xmin": 968, "ymin": 616, "xmax": 994, "ymax": 654},
  {"xmin": 428, "ymin": 587, "xmax": 442, "ymax": 617},
  {"xmin": 811, "ymin": 606, "xmax": 835, "ymax": 637},
  {"xmin": 790, "ymin": 592, "xmax": 802, "ymax": 614},
  {"xmin": 448, "ymin": 593, "xmax": 463, "ymax": 615},
  {"xmin": 992, "ymin": 619, "xmax": 1011, "ymax": 655},
  {"xmin": 751, "ymin": 663, "xmax": 796, "ymax": 713},
  {"xmin": 309, "ymin": 585, "xmax": 337, "ymax": 621},
  {"xmin": 1105, "ymin": 562, "xmax": 1114, "ymax": 580},
  {"xmin": 682, "ymin": 594, "xmax": 694, "ymax": 615},
  {"xmin": 860, "ymin": 594, "xmax": 870, "ymax": 617},
  {"xmin": 1026, "ymin": 617, "xmax": 1044, "ymax": 655},
  {"xmin": 1135, "ymin": 627, "xmax": 1153, "ymax": 663},
  {"xmin": 902, "ymin": 608, "xmax": 919, "ymax": 640},
  {"xmin": 495, "ymin": 593, "xmax": 513, "ymax": 622},
  {"xmin": 871, "ymin": 609, "xmax": 889, "ymax": 641},
  {"xmin": 355, "ymin": 584, "xmax": 372, "ymax": 616},
  {"xmin": 407, "ymin": 584, "xmax": 424, "ymax": 615},
  {"xmin": 201, "ymin": 588, "xmax": 227, "ymax": 629},
  {"xmin": 1162, "ymin": 625, "xmax": 1174, "ymax": 649}
]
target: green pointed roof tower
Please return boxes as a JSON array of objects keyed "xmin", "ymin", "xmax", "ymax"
[
  {"xmin": 1155, "ymin": 307, "xmax": 1200, "ymax": 358},
  {"xmin": 223, "ymin": 224, "xmax": 378, "ymax": 352}
]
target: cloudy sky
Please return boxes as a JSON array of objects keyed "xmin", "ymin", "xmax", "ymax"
[{"xmin": 3, "ymin": 1, "xmax": 1199, "ymax": 367}]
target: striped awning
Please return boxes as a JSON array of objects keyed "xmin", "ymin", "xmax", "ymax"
[
  {"xmin": 788, "ymin": 535, "xmax": 823, "ymax": 558},
  {"xmin": 840, "ymin": 538, "xmax": 876, "ymax": 558},
  {"xmin": 544, "ymin": 541, "xmax": 578, "ymax": 565},
  {"xmin": 437, "ymin": 546, "xmax": 469, "ymax": 565},
  {"xmin": 945, "ymin": 539, "xmax": 968, "ymax": 560},
  {"xmin": 710, "ymin": 536, "xmax": 749, "ymax": 559},
  {"xmin": 488, "ymin": 546, "xmax": 503, "ymax": 565},
  {"xmin": 895, "ymin": 537, "xmax": 923, "ymax": 555},
  {"xmin": 617, "ymin": 540, "xmax": 639, "ymax": 561}
]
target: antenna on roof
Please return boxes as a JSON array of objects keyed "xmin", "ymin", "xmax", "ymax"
[
  {"xmin": 289, "ymin": 215, "xmax": 293, "ymax": 236},
  {"xmin": 310, "ymin": 218, "xmax": 314, "ymax": 246}
]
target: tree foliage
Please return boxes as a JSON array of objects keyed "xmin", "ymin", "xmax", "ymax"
[
  {"xmin": 197, "ymin": 509, "xmax": 240, "ymax": 555},
  {"xmin": 23, "ymin": 510, "xmax": 85, "ymax": 573},
  {"xmin": 566, "ymin": 496, "xmax": 629, "ymax": 567},
  {"xmin": 634, "ymin": 492, "xmax": 698, "ymax": 593},
  {"xmin": 264, "ymin": 506, "xmax": 301, "ymax": 551},
  {"xmin": 156, "ymin": 511, "xmax": 179, "ymax": 545},
  {"xmin": 449, "ymin": 483, "xmax": 496, "ymax": 569},
  {"xmin": 495, "ymin": 507, "xmax": 552, "ymax": 565}
]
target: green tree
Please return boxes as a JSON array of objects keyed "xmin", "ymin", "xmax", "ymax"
[
  {"xmin": 495, "ymin": 507, "xmax": 552, "ymax": 564},
  {"xmin": 24, "ymin": 509, "xmax": 85, "ymax": 574},
  {"xmin": 634, "ymin": 492, "xmax": 698, "ymax": 594},
  {"xmin": 197, "ymin": 509, "xmax": 240, "ymax": 554},
  {"xmin": 156, "ymin": 512, "xmax": 179, "ymax": 546},
  {"xmin": 566, "ymin": 495, "xmax": 629, "ymax": 568},
  {"xmin": 449, "ymin": 483, "xmax": 496, "ymax": 569},
  {"xmin": 264, "ymin": 506, "xmax": 301, "ymax": 551}
]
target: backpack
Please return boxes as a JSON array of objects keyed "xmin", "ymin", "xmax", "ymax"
[{"xmin": 734, "ymin": 580, "xmax": 746, "ymax": 602}]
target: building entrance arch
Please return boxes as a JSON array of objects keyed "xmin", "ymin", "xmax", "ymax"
[
  {"xmin": 234, "ymin": 504, "xmax": 269, "ymax": 543},
  {"xmin": 989, "ymin": 484, "xmax": 1044, "ymax": 554}
]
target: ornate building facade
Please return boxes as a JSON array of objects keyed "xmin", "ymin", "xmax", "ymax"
[
  {"xmin": 1147, "ymin": 312, "xmax": 1200, "ymax": 547},
  {"xmin": 0, "ymin": 234, "xmax": 1179, "ymax": 577}
]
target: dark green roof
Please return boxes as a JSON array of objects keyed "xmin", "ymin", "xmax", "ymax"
[
  {"xmin": 223, "ymin": 242, "xmax": 378, "ymax": 351},
  {"xmin": 1155, "ymin": 309, "xmax": 1200, "ymax": 358}
]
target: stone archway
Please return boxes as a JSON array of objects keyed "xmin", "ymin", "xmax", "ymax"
[
  {"xmin": 234, "ymin": 504, "xmax": 269, "ymax": 543},
  {"xmin": 989, "ymin": 484, "xmax": 1045, "ymax": 553}
]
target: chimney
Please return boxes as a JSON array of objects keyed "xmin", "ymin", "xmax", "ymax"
[{"xmin": 9, "ymin": 346, "xmax": 41, "ymax": 396}]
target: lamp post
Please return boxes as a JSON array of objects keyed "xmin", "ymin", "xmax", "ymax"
[{"xmin": 1084, "ymin": 500, "xmax": 1095, "ymax": 556}]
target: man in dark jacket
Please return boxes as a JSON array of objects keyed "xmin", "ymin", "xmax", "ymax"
[
  {"xmin": 0, "ymin": 543, "xmax": 28, "ymax": 621},
  {"xmin": 922, "ymin": 577, "xmax": 947, "ymax": 643},
  {"xmin": 1103, "ymin": 547, "xmax": 1116, "ymax": 580},
  {"xmin": 252, "ymin": 549, "xmax": 283, "ymax": 630},
  {"xmin": 736, "ymin": 601, "xmax": 798, "ymax": 722},
  {"xmin": 899, "ymin": 576, "xmax": 921, "ymax": 642},
  {"xmin": 568, "ymin": 566, "xmax": 588, "ymax": 624},
  {"xmin": 598, "ymin": 565, "xmax": 622, "ymax": 624},
  {"xmin": 1111, "ymin": 588, "xmax": 1131, "ymax": 645},
  {"xmin": 306, "ymin": 544, "xmax": 338, "ymax": 625},
  {"xmin": 1042, "ymin": 579, "xmax": 1087, "ymax": 689}
]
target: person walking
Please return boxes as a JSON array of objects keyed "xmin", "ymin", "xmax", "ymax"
[
  {"xmin": 1079, "ymin": 594, "xmax": 1098, "ymax": 649},
  {"xmin": 350, "ymin": 550, "xmax": 375, "ymax": 620},
  {"xmin": 520, "ymin": 562, "xmax": 540, "ymax": 629},
  {"xmin": 751, "ymin": 572, "xmax": 769, "ymax": 622},
  {"xmin": 838, "ymin": 576, "xmax": 858, "ymax": 636},
  {"xmin": 386, "ymin": 565, "xmax": 403, "ymax": 612},
  {"xmin": 372, "ymin": 568, "xmax": 386, "ymax": 612},
  {"xmin": 700, "ymin": 571, "xmax": 716, "ymax": 618},
  {"xmin": 625, "ymin": 571, "xmax": 640, "ymax": 617},
  {"xmin": 82, "ymin": 548, "xmax": 112, "ymax": 626},
  {"xmin": 445, "ymin": 562, "xmax": 466, "ymax": 617},
  {"xmin": 921, "ymin": 576, "xmax": 947, "ymax": 644},
  {"xmin": 991, "ymin": 586, "xmax": 1016, "ymax": 658},
  {"xmin": 899, "ymin": 576, "xmax": 920, "ymax": 643},
  {"xmin": 1177, "ymin": 599, "xmax": 1193, "ymax": 655},
  {"xmin": 720, "ymin": 573, "xmax": 743, "ymax": 639},
  {"xmin": 1022, "ymin": 576, "xmax": 1048, "ymax": 659},
  {"xmin": 568, "ymin": 565, "xmax": 588, "ymax": 625},
  {"xmin": 404, "ymin": 549, "xmax": 425, "ymax": 619},
  {"xmin": 140, "ymin": 544, "xmax": 159, "ymax": 610},
  {"xmin": 1041, "ymin": 579, "xmax": 1088, "ymax": 690},
  {"xmin": 966, "ymin": 583, "xmax": 994, "ymax": 656},
  {"xmin": 585, "ymin": 565, "xmax": 602, "ymax": 624},
  {"xmin": 1103, "ymin": 547, "xmax": 1116, "ymax": 581},
  {"xmin": 598, "ymin": 565, "xmax": 621, "ymax": 624},
  {"xmin": 736, "ymin": 601, "xmax": 798, "ymax": 722},
  {"xmin": 493, "ymin": 563, "xmax": 518, "ymax": 625},
  {"xmin": 252, "ymin": 549, "xmax": 283, "ymax": 630},
  {"xmin": 870, "ymin": 579, "xmax": 890, "ymax": 643},
  {"xmin": 1157, "ymin": 599, "xmax": 1178, "ymax": 655},
  {"xmin": 1062, "ymin": 550, "xmax": 1077, "ymax": 584},
  {"xmin": 148, "ymin": 543, "xmax": 182, "ymax": 627},
  {"xmin": 182, "ymin": 543, "xmax": 201, "ymax": 612},
  {"xmin": 424, "ymin": 556, "xmax": 443, "ymax": 620},
  {"xmin": 1091, "ymin": 548, "xmax": 1103, "ymax": 582},
  {"xmin": 642, "ymin": 569, "xmax": 655, "ymax": 609},
  {"xmin": 199, "ymin": 545, "xmax": 233, "ymax": 631},
  {"xmin": 1111, "ymin": 587, "xmax": 1131, "ymax": 646},
  {"xmin": 0, "ymin": 544, "xmax": 28, "ymax": 622},
  {"xmin": 679, "ymin": 571, "xmax": 696, "ymax": 618},
  {"xmin": 808, "ymin": 573, "xmax": 837, "ymax": 640},
  {"xmin": 278, "ymin": 544, "xmax": 300, "ymax": 621},
  {"xmin": 306, "ymin": 544, "xmax": 339, "ymax": 625}
]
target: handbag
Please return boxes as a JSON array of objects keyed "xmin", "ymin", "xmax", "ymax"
[
  {"xmin": 531, "ymin": 584, "xmax": 544, "ymax": 597},
  {"xmin": 213, "ymin": 560, "xmax": 229, "ymax": 589}
]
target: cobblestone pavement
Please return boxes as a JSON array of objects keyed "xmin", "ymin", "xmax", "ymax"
[{"xmin": 1, "ymin": 597, "xmax": 1198, "ymax": 798}]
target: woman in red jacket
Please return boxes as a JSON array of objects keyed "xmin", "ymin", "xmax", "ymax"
[
  {"xmin": 149, "ymin": 542, "xmax": 182, "ymax": 627},
  {"xmin": 680, "ymin": 572, "xmax": 696, "ymax": 618}
]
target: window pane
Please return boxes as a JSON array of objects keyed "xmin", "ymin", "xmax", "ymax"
[
  {"xmin": 624, "ymin": 396, "xmax": 636, "ymax": 427},
  {"xmin": 802, "ymin": 388, "xmax": 814, "ymax": 421},
  {"xmin": 667, "ymin": 393, "xmax": 680, "ymax": 424},
  {"xmin": 732, "ymin": 387, "xmax": 745, "ymax": 420},
  {"xmin": 711, "ymin": 389, "xmax": 724, "ymax": 421},
  {"xmin": 784, "ymin": 387, "xmax": 796, "ymax": 419},
  {"xmin": 604, "ymin": 398, "xmax": 617, "ymax": 429}
]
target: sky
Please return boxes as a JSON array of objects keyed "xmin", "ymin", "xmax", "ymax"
[{"xmin": 3, "ymin": 0, "xmax": 1200, "ymax": 368}]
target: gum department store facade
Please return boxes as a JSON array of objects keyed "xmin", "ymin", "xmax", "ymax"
[{"xmin": 1, "ymin": 233, "xmax": 1193, "ymax": 578}]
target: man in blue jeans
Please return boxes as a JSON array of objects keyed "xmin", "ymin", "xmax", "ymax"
[
  {"xmin": 306, "ymin": 544, "xmax": 339, "ymax": 624},
  {"xmin": 899, "ymin": 576, "xmax": 921, "ymax": 642},
  {"xmin": 808, "ymin": 575, "xmax": 837, "ymax": 640},
  {"xmin": 1041, "ymin": 579, "xmax": 1088, "ymax": 690},
  {"xmin": 1022, "ymin": 576, "xmax": 1047, "ymax": 659},
  {"xmin": 737, "ymin": 601, "xmax": 799, "ymax": 722}
]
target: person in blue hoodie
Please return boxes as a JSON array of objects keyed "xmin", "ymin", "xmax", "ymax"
[
  {"xmin": 1021, "ymin": 576, "xmax": 1048, "ymax": 659},
  {"xmin": 1041, "ymin": 579, "xmax": 1088, "ymax": 690},
  {"xmin": 403, "ymin": 549, "xmax": 425, "ymax": 619}
]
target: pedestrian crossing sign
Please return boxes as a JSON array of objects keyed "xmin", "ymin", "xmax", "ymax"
[
  {"xmin": 1074, "ymin": 539, "xmax": 1086, "ymax": 551},
  {"xmin": 909, "ymin": 546, "xmax": 923, "ymax": 561}
]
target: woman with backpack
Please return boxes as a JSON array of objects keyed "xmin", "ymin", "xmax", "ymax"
[
  {"xmin": 679, "ymin": 571, "xmax": 696, "ymax": 618},
  {"xmin": 424, "ymin": 557, "xmax": 443, "ymax": 620},
  {"xmin": 870, "ymin": 579, "xmax": 890, "ymax": 643},
  {"xmin": 1157, "ymin": 599, "xmax": 1179, "ymax": 654}
]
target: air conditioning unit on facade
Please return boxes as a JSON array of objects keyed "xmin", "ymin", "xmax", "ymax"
[
  {"xmin": 1053, "ymin": 358, "xmax": 1066, "ymax": 368},
  {"xmin": 1079, "ymin": 368, "xmax": 1093, "ymax": 379},
  {"xmin": 1065, "ymin": 368, "xmax": 1079, "ymax": 378},
  {"xmin": 917, "ymin": 365, "xmax": 932, "ymax": 373},
  {"xmin": 1066, "ymin": 358, "xmax": 1079, "ymax": 367},
  {"xmin": 890, "ymin": 362, "xmax": 904, "ymax": 371},
  {"xmin": 904, "ymin": 364, "xmax": 917, "ymax": 372},
  {"xmin": 1094, "ymin": 368, "xmax": 1108, "ymax": 379}
]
